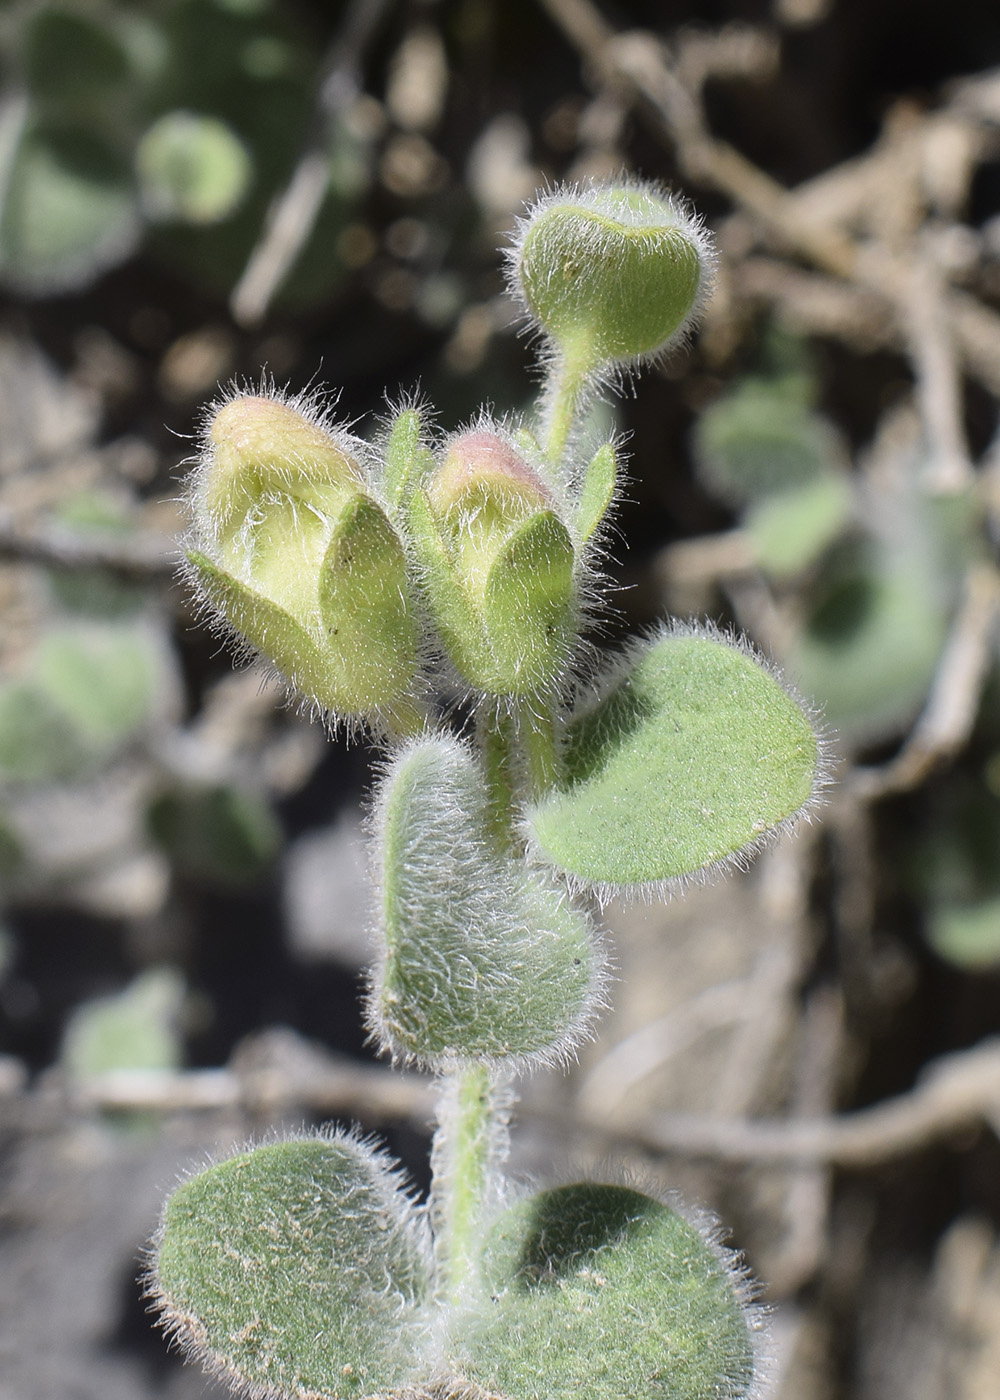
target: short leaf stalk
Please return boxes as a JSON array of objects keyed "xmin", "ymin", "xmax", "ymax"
[{"xmin": 148, "ymin": 178, "xmax": 826, "ymax": 1400}]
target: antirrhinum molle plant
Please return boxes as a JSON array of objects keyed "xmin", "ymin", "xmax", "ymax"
[{"xmin": 148, "ymin": 179, "xmax": 826, "ymax": 1400}]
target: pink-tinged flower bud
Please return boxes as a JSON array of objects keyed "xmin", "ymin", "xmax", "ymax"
[{"xmin": 406, "ymin": 428, "xmax": 576, "ymax": 697}]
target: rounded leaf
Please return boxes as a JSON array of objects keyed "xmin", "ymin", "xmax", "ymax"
[
  {"xmin": 151, "ymin": 1135, "xmax": 432, "ymax": 1400},
  {"xmin": 745, "ymin": 472, "xmax": 852, "ymax": 578},
  {"xmin": 693, "ymin": 381, "xmax": 841, "ymax": 505},
  {"xmin": 370, "ymin": 734, "xmax": 601, "ymax": 1069},
  {"xmin": 454, "ymin": 1183, "xmax": 758, "ymax": 1400},
  {"xmin": 528, "ymin": 629, "xmax": 820, "ymax": 888}
]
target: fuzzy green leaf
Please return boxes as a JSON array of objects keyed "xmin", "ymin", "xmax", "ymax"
[
  {"xmin": 453, "ymin": 1183, "xmax": 757, "ymax": 1400},
  {"xmin": 152, "ymin": 1135, "xmax": 432, "ymax": 1400},
  {"xmin": 371, "ymin": 734, "xmax": 599, "ymax": 1068},
  {"xmin": 528, "ymin": 631, "xmax": 819, "ymax": 886}
]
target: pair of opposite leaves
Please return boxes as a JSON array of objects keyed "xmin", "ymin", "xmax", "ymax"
[
  {"xmin": 155, "ymin": 1134, "xmax": 757, "ymax": 1400},
  {"xmin": 373, "ymin": 629, "xmax": 819, "ymax": 1069}
]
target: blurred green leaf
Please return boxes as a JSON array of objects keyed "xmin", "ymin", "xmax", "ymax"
[
  {"xmin": 694, "ymin": 380, "xmax": 842, "ymax": 504},
  {"xmin": 0, "ymin": 680, "xmax": 87, "ymax": 780},
  {"xmin": 927, "ymin": 898, "xmax": 1000, "ymax": 971},
  {"xmin": 25, "ymin": 6, "xmax": 131, "ymax": 106},
  {"xmin": 789, "ymin": 552, "xmax": 948, "ymax": 745},
  {"xmin": 745, "ymin": 472, "xmax": 853, "ymax": 578},
  {"xmin": 137, "ymin": 110, "xmax": 252, "ymax": 224},
  {"xmin": 0, "ymin": 122, "xmax": 140, "ymax": 292},
  {"xmin": 34, "ymin": 624, "xmax": 163, "ymax": 747},
  {"xmin": 61, "ymin": 967, "xmax": 185, "ymax": 1078},
  {"xmin": 147, "ymin": 783, "xmax": 281, "ymax": 887}
]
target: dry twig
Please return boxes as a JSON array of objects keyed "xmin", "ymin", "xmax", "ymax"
[
  {"xmin": 850, "ymin": 563, "xmax": 1000, "ymax": 800},
  {"xmin": 605, "ymin": 1036, "xmax": 1000, "ymax": 1166},
  {"xmin": 230, "ymin": 0, "xmax": 394, "ymax": 327}
]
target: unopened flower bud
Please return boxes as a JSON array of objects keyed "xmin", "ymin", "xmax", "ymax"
[
  {"xmin": 407, "ymin": 429, "xmax": 576, "ymax": 697},
  {"xmin": 510, "ymin": 181, "xmax": 714, "ymax": 374},
  {"xmin": 186, "ymin": 393, "xmax": 419, "ymax": 726}
]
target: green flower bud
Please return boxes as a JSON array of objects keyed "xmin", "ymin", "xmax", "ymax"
[
  {"xmin": 509, "ymin": 181, "xmax": 714, "ymax": 375},
  {"xmin": 406, "ymin": 429, "xmax": 576, "ymax": 697},
  {"xmin": 186, "ymin": 392, "xmax": 420, "ymax": 727}
]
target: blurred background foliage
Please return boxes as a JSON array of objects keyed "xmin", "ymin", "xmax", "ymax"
[{"xmin": 3, "ymin": 2, "xmax": 1000, "ymax": 1398}]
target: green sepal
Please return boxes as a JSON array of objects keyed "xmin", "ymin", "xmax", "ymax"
[
  {"xmin": 151, "ymin": 1135, "xmax": 432, "ymax": 1400},
  {"xmin": 528, "ymin": 631, "xmax": 819, "ymax": 887},
  {"xmin": 187, "ymin": 549, "xmax": 333, "ymax": 701},
  {"xmin": 190, "ymin": 491, "xmax": 419, "ymax": 721},
  {"xmin": 407, "ymin": 488, "xmax": 575, "ymax": 697},
  {"xmin": 371, "ymin": 734, "xmax": 598, "ymax": 1068},
  {"xmin": 406, "ymin": 486, "xmax": 485, "ymax": 677},
  {"xmin": 481, "ymin": 510, "xmax": 576, "ymax": 692},
  {"xmin": 452, "ymin": 1183, "xmax": 757, "ymax": 1400},
  {"xmin": 318, "ymin": 493, "xmax": 420, "ymax": 706},
  {"xmin": 383, "ymin": 408, "xmax": 434, "ymax": 512},
  {"xmin": 576, "ymin": 442, "xmax": 617, "ymax": 543}
]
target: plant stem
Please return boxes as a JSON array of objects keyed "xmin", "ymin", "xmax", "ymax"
[
  {"xmin": 542, "ymin": 347, "xmax": 592, "ymax": 466},
  {"xmin": 429, "ymin": 1062, "xmax": 504, "ymax": 1308},
  {"xmin": 479, "ymin": 708, "xmax": 516, "ymax": 851},
  {"xmin": 519, "ymin": 699, "xmax": 561, "ymax": 800}
]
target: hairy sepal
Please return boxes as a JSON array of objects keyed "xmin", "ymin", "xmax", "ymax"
[
  {"xmin": 527, "ymin": 625, "xmax": 823, "ymax": 892},
  {"xmin": 369, "ymin": 733, "xmax": 603, "ymax": 1071},
  {"xmin": 576, "ymin": 441, "xmax": 618, "ymax": 544},
  {"xmin": 449, "ymin": 1182, "xmax": 760, "ymax": 1400},
  {"xmin": 149, "ymin": 1132, "xmax": 433, "ymax": 1400}
]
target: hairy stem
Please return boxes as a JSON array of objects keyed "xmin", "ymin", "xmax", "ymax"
[
  {"xmin": 542, "ymin": 346, "xmax": 592, "ymax": 465},
  {"xmin": 429, "ymin": 1063, "xmax": 506, "ymax": 1308},
  {"xmin": 518, "ymin": 699, "xmax": 562, "ymax": 800},
  {"xmin": 479, "ymin": 708, "xmax": 517, "ymax": 851}
]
